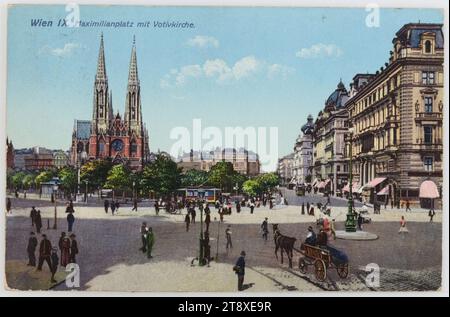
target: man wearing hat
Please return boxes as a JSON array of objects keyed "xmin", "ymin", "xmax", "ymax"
[
  {"xmin": 305, "ymin": 226, "xmax": 317, "ymax": 245},
  {"xmin": 261, "ymin": 218, "xmax": 269, "ymax": 241},
  {"xmin": 27, "ymin": 232, "xmax": 38, "ymax": 266},
  {"xmin": 69, "ymin": 233, "xmax": 79, "ymax": 263},
  {"xmin": 37, "ymin": 234, "xmax": 52, "ymax": 271},
  {"xmin": 225, "ymin": 225, "xmax": 232, "ymax": 250},
  {"xmin": 50, "ymin": 247, "xmax": 59, "ymax": 283},
  {"xmin": 234, "ymin": 251, "xmax": 246, "ymax": 291}
]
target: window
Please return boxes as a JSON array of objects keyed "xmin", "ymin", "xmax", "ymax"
[
  {"xmin": 422, "ymin": 71, "xmax": 435, "ymax": 84},
  {"xmin": 99, "ymin": 142, "xmax": 105, "ymax": 154},
  {"xmin": 424, "ymin": 97, "xmax": 433, "ymax": 113},
  {"xmin": 424, "ymin": 40, "xmax": 432, "ymax": 53},
  {"xmin": 424, "ymin": 156, "xmax": 433, "ymax": 171},
  {"xmin": 337, "ymin": 165, "xmax": 341, "ymax": 172},
  {"xmin": 423, "ymin": 126, "xmax": 433, "ymax": 144}
]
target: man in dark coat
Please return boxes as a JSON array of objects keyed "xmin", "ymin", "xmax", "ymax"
[
  {"xmin": 35, "ymin": 210, "xmax": 42, "ymax": 233},
  {"xmin": 69, "ymin": 234, "xmax": 78, "ymax": 263},
  {"xmin": 140, "ymin": 222, "xmax": 147, "ymax": 253},
  {"xmin": 184, "ymin": 213, "xmax": 190, "ymax": 232},
  {"xmin": 6, "ymin": 198, "xmax": 11, "ymax": 214},
  {"xmin": 132, "ymin": 198, "xmax": 138, "ymax": 212},
  {"xmin": 191, "ymin": 207, "xmax": 196, "ymax": 223},
  {"xmin": 50, "ymin": 247, "xmax": 59, "ymax": 283},
  {"xmin": 104, "ymin": 199, "xmax": 109, "ymax": 213},
  {"xmin": 30, "ymin": 206, "xmax": 37, "ymax": 227},
  {"xmin": 111, "ymin": 200, "xmax": 116, "ymax": 215},
  {"xmin": 205, "ymin": 211, "xmax": 211, "ymax": 233},
  {"xmin": 37, "ymin": 234, "xmax": 52, "ymax": 271},
  {"xmin": 27, "ymin": 232, "xmax": 38, "ymax": 266},
  {"xmin": 67, "ymin": 212, "xmax": 75, "ymax": 232},
  {"xmin": 261, "ymin": 218, "xmax": 269, "ymax": 241},
  {"xmin": 235, "ymin": 251, "xmax": 246, "ymax": 291}
]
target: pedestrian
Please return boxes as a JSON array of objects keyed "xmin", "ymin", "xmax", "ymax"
[
  {"xmin": 60, "ymin": 235, "xmax": 71, "ymax": 267},
  {"xmin": 250, "ymin": 201, "xmax": 255, "ymax": 214},
  {"xmin": 50, "ymin": 247, "xmax": 59, "ymax": 283},
  {"xmin": 37, "ymin": 234, "xmax": 52, "ymax": 271},
  {"xmin": 184, "ymin": 212, "xmax": 190, "ymax": 232},
  {"xmin": 405, "ymin": 199, "xmax": 411, "ymax": 212},
  {"xmin": 67, "ymin": 212, "xmax": 75, "ymax": 232},
  {"xmin": 27, "ymin": 232, "xmax": 38, "ymax": 266},
  {"xmin": 398, "ymin": 216, "xmax": 409, "ymax": 234},
  {"xmin": 429, "ymin": 209, "xmax": 435, "ymax": 222},
  {"xmin": 234, "ymin": 251, "xmax": 246, "ymax": 291},
  {"xmin": 219, "ymin": 208, "xmax": 224, "ymax": 222},
  {"xmin": 309, "ymin": 204, "xmax": 315, "ymax": 216},
  {"xmin": 111, "ymin": 200, "xmax": 116, "ymax": 215},
  {"xmin": 104, "ymin": 199, "xmax": 109, "ymax": 213},
  {"xmin": 236, "ymin": 201, "xmax": 241, "ymax": 213},
  {"xmin": 115, "ymin": 201, "xmax": 120, "ymax": 213},
  {"xmin": 269, "ymin": 198, "xmax": 273, "ymax": 210},
  {"xmin": 301, "ymin": 202, "xmax": 305, "ymax": 215},
  {"xmin": 225, "ymin": 225, "xmax": 232, "ymax": 250},
  {"xmin": 58, "ymin": 232, "xmax": 66, "ymax": 264},
  {"xmin": 69, "ymin": 233, "xmax": 78, "ymax": 263},
  {"xmin": 30, "ymin": 206, "xmax": 37, "ymax": 227},
  {"xmin": 191, "ymin": 207, "xmax": 196, "ymax": 224},
  {"xmin": 154, "ymin": 200, "xmax": 159, "ymax": 215},
  {"xmin": 140, "ymin": 222, "xmax": 148, "ymax": 253},
  {"xmin": 24, "ymin": 190, "xmax": 27, "ymax": 199},
  {"xmin": 261, "ymin": 217, "xmax": 269, "ymax": 241},
  {"xmin": 6, "ymin": 198, "xmax": 11, "ymax": 214},
  {"xmin": 306, "ymin": 202, "xmax": 310, "ymax": 214},
  {"xmin": 132, "ymin": 198, "xmax": 138, "ymax": 212},
  {"xmin": 205, "ymin": 211, "xmax": 211, "ymax": 233},
  {"xmin": 357, "ymin": 212, "xmax": 363, "ymax": 231},
  {"xmin": 146, "ymin": 227, "xmax": 155, "ymax": 259},
  {"xmin": 35, "ymin": 210, "xmax": 42, "ymax": 234}
]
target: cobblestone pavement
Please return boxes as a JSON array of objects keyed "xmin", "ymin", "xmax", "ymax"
[{"xmin": 5, "ymin": 198, "xmax": 443, "ymax": 292}]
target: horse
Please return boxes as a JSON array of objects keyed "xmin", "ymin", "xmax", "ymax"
[{"xmin": 272, "ymin": 224, "xmax": 296, "ymax": 268}]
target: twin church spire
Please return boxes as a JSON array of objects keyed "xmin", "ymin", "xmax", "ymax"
[{"xmin": 92, "ymin": 33, "xmax": 142, "ymax": 136}]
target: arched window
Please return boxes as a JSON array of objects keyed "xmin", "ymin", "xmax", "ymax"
[
  {"xmin": 130, "ymin": 140, "xmax": 138, "ymax": 156},
  {"xmin": 425, "ymin": 40, "xmax": 432, "ymax": 53}
]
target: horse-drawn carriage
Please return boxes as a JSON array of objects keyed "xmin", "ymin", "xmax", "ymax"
[
  {"xmin": 297, "ymin": 243, "xmax": 349, "ymax": 282},
  {"xmin": 272, "ymin": 224, "xmax": 349, "ymax": 282}
]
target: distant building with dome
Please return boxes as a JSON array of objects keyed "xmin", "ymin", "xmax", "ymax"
[
  {"xmin": 312, "ymin": 80, "xmax": 350, "ymax": 194},
  {"xmin": 292, "ymin": 114, "xmax": 315, "ymax": 185}
]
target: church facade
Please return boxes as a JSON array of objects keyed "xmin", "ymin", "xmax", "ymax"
[{"xmin": 70, "ymin": 35, "xmax": 150, "ymax": 170}]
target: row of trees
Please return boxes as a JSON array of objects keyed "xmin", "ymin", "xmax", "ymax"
[{"xmin": 7, "ymin": 154, "xmax": 280, "ymax": 198}]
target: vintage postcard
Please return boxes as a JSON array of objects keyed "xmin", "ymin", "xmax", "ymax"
[{"xmin": 1, "ymin": 1, "xmax": 448, "ymax": 297}]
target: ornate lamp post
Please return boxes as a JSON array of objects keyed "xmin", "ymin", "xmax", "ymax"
[
  {"xmin": 198, "ymin": 189, "xmax": 205, "ymax": 266},
  {"xmin": 345, "ymin": 127, "xmax": 356, "ymax": 232},
  {"xmin": 84, "ymin": 180, "xmax": 89, "ymax": 203},
  {"xmin": 52, "ymin": 183, "xmax": 59, "ymax": 229}
]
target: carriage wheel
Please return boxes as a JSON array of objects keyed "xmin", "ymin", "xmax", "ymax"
[
  {"xmin": 298, "ymin": 258, "xmax": 307, "ymax": 274},
  {"xmin": 337, "ymin": 263, "xmax": 349, "ymax": 278},
  {"xmin": 314, "ymin": 259, "xmax": 327, "ymax": 282}
]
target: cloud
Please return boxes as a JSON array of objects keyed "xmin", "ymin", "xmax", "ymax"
[
  {"xmin": 295, "ymin": 43, "xmax": 343, "ymax": 59},
  {"xmin": 161, "ymin": 56, "xmax": 292, "ymax": 88},
  {"xmin": 267, "ymin": 64, "xmax": 295, "ymax": 79},
  {"xmin": 186, "ymin": 35, "xmax": 219, "ymax": 48},
  {"xmin": 39, "ymin": 42, "xmax": 82, "ymax": 57}
]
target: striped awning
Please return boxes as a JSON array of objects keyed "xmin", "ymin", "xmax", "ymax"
[
  {"xmin": 343, "ymin": 182, "xmax": 360, "ymax": 193},
  {"xmin": 377, "ymin": 186, "xmax": 389, "ymax": 196},
  {"xmin": 364, "ymin": 177, "xmax": 386, "ymax": 188}
]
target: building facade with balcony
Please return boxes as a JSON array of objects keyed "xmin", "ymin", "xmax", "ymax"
[
  {"xmin": 312, "ymin": 81, "xmax": 350, "ymax": 194},
  {"xmin": 292, "ymin": 115, "xmax": 314, "ymax": 185},
  {"xmin": 345, "ymin": 23, "xmax": 444, "ymax": 207},
  {"xmin": 277, "ymin": 153, "xmax": 295, "ymax": 186}
]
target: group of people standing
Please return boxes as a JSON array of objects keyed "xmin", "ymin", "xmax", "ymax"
[{"xmin": 104, "ymin": 199, "xmax": 121, "ymax": 215}]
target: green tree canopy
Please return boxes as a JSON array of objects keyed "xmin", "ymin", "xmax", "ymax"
[
  {"xmin": 104, "ymin": 164, "xmax": 132, "ymax": 193},
  {"xmin": 141, "ymin": 153, "xmax": 181, "ymax": 197},
  {"xmin": 35, "ymin": 170, "xmax": 54, "ymax": 187},
  {"xmin": 242, "ymin": 179, "xmax": 261, "ymax": 197},
  {"xmin": 80, "ymin": 159, "xmax": 113, "ymax": 190},
  {"xmin": 180, "ymin": 169, "xmax": 209, "ymax": 187},
  {"xmin": 207, "ymin": 161, "xmax": 236, "ymax": 192},
  {"xmin": 22, "ymin": 173, "xmax": 36, "ymax": 190},
  {"xmin": 58, "ymin": 167, "xmax": 78, "ymax": 194},
  {"xmin": 12, "ymin": 171, "xmax": 27, "ymax": 189},
  {"xmin": 255, "ymin": 172, "xmax": 280, "ymax": 193}
]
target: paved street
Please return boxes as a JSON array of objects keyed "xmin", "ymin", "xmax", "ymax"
[{"xmin": 5, "ymin": 197, "xmax": 442, "ymax": 292}]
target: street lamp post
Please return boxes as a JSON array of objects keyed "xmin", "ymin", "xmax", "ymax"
[
  {"xmin": 215, "ymin": 217, "xmax": 220, "ymax": 262},
  {"xmin": 345, "ymin": 127, "xmax": 356, "ymax": 232},
  {"xmin": 85, "ymin": 180, "xmax": 89, "ymax": 203},
  {"xmin": 198, "ymin": 189, "xmax": 205, "ymax": 266},
  {"xmin": 133, "ymin": 181, "xmax": 136, "ymax": 201},
  {"xmin": 53, "ymin": 184, "xmax": 58, "ymax": 229}
]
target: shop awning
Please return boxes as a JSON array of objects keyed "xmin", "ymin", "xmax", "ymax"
[
  {"xmin": 343, "ymin": 182, "xmax": 360, "ymax": 193},
  {"xmin": 364, "ymin": 177, "xmax": 386, "ymax": 188},
  {"xmin": 312, "ymin": 179, "xmax": 319, "ymax": 186},
  {"xmin": 377, "ymin": 186, "xmax": 389, "ymax": 196},
  {"xmin": 419, "ymin": 180, "xmax": 439, "ymax": 199},
  {"xmin": 316, "ymin": 181, "xmax": 325, "ymax": 189}
]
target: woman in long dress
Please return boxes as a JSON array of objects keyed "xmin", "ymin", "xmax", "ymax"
[{"xmin": 398, "ymin": 216, "xmax": 409, "ymax": 234}]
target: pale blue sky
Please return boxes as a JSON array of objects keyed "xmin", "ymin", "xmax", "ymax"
[{"xmin": 7, "ymin": 5, "xmax": 443, "ymax": 166}]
